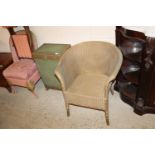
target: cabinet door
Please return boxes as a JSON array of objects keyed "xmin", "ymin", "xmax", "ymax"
[
  {"xmin": 149, "ymin": 68, "xmax": 155, "ymax": 107},
  {"xmin": 121, "ymin": 60, "xmax": 140, "ymax": 84},
  {"xmin": 137, "ymin": 37, "xmax": 155, "ymax": 107},
  {"xmin": 146, "ymin": 37, "xmax": 155, "ymax": 107}
]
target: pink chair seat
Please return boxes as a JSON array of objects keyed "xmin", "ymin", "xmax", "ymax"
[{"xmin": 3, "ymin": 59, "xmax": 37, "ymax": 80}]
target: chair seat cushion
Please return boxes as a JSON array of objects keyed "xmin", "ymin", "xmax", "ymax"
[
  {"xmin": 64, "ymin": 73, "xmax": 109, "ymax": 110},
  {"xmin": 3, "ymin": 59, "xmax": 37, "ymax": 80}
]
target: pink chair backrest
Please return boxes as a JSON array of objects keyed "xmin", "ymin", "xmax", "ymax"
[
  {"xmin": 12, "ymin": 34, "xmax": 32, "ymax": 58},
  {"xmin": 9, "ymin": 37, "xmax": 19, "ymax": 62}
]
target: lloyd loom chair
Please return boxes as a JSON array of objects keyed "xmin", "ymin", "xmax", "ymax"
[
  {"xmin": 3, "ymin": 32, "xmax": 40, "ymax": 96},
  {"xmin": 55, "ymin": 41, "xmax": 123, "ymax": 125}
]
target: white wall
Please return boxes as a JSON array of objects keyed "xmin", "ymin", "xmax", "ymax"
[
  {"xmin": 0, "ymin": 28, "xmax": 10, "ymax": 52},
  {"xmin": 30, "ymin": 26, "xmax": 115, "ymax": 47},
  {"xmin": 0, "ymin": 26, "xmax": 115, "ymax": 52}
]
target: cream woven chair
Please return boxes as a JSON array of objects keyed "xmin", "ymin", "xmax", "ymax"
[{"xmin": 55, "ymin": 41, "xmax": 123, "ymax": 125}]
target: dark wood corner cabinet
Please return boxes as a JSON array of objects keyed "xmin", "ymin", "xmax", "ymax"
[{"xmin": 115, "ymin": 26, "xmax": 155, "ymax": 115}]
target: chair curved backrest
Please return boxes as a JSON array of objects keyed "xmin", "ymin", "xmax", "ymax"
[{"xmin": 59, "ymin": 41, "xmax": 123, "ymax": 79}]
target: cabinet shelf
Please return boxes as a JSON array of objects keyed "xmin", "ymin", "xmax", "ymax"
[
  {"xmin": 119, "ymin": 82, "xmax": 137, "ymax": 101},
  {"xmin": 120, "ymin": 40, "xmax": 143, "ymax": 63},
  {"xmin": 121, "ymin": 60, "xmax": 140, "ymax": 84}
]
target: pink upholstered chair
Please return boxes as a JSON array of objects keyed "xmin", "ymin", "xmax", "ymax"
[{"xmin": 3, "ymin": 33, "xmax": 40, "ymax": 96}]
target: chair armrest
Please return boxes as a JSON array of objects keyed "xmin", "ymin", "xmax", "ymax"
[
  {"xmin": 103, "ymin": 80, "xmax": 113, "ymax": 101},
  {"xmin": 55, "ymin": 58, "xmax": 79, "ymax": 90},
  {"xmin": 106, "ymin": 47, "xmax": 123, "ymax": 82}
]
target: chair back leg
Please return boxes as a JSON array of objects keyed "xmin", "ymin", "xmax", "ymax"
[
  {"xmin": 64, "ymin": 100, "xmax": 70, "ymax": 116},
  {"xmin": 67, "ymin": 108, "xmax": 70, "ymax": 117}
]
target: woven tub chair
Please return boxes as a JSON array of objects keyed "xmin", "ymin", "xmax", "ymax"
[{"xmin": 55, "ymin": 41, "xmax": 123, "ymax": 125}]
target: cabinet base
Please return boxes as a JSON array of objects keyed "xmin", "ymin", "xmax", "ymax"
[
  {"xmin": 119, "ymin": 92, "xmax": 155, "ymax": 115},
  {"xmin": 44, "ymin": 85, "xmax": 61, "ymax": 90},
  {"xmin": 134, "ymin": 105, "xmax": 155, "ymax": 115}
]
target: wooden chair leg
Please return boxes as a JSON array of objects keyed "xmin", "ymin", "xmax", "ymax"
[
  {"xmin": 6, "ymin": 86, "xmax": 12, "ymax": 93},
  {"xmin": 105, "ymin": 111, "xmax": 110, "ymax": 126},
  {"xmin": 65, "ymin": 101, "xmax": 70, "ymax": 117},
  {"xmin": 27, "ymin": 86, "xmax": 38, "ymax": 98},
  {"xmin": 31, "ymin": 90, "xmax": 38, "ymax": 98},
  {"xmin": 27, "ymin": 81, "xmax": 38, "ymax": 98},
  {"xmin": 67, "ymin": 108, "xmax": 70, "ymax": 117},
  {"xmin": 105, "ymin": 99, "xmax": 110, "ymax": 125},
  {"xmin": 11, "ymin": 86, "xmax": 16, "ymax": 94}
]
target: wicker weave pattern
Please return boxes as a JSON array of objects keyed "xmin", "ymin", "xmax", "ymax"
[{"xmin": 55, "ymin": 41, "xmax": 123, "ymax": 125}]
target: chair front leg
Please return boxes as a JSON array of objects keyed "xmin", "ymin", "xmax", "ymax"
[
  {"xmin": 65, "ymin": 101, "xmax": 70, "ymax": 117},
  {"xmin": 104, "ymin": 82, "xmax": 112, "ymax": 126},
  {"xmin": 104, "ymin": 99, "xmax": 109, "ymax": 125},
  {"xmin": 6, "ymin": 79, "xmax": 16, "ymax": 94},
  {"xmin": 27, "ymin": 81, "xmax": 38, "ymax": 98}
]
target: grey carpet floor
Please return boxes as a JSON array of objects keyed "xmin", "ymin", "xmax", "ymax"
[{"xmin": 0, "ymin": 80, "xmax": 155, "ymax": 129}]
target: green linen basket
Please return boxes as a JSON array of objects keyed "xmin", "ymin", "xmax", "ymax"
[{"xmin": 33, "ymin": 43, "xmax": 71, "ymax": 90}]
